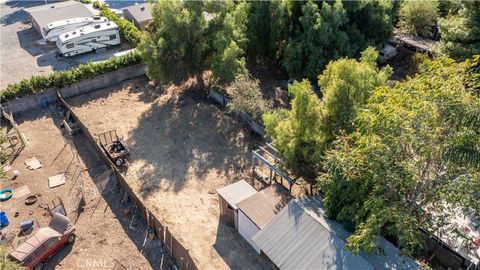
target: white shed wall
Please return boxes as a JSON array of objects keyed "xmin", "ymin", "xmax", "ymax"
[{"xmin": 238, "ymin": 210, "xmax": 261, "ymax": 253}]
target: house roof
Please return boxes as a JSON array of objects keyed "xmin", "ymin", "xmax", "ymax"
[
  {"xmin": 24, "ymin": 1, "xmax": 93, "ymax": 31},
  {"xmin": 216, "ymin": 180, "xmax": 257, "ymax": 210},
  {"xmin": 123, "ymin": 3, "xmax": 152, "ymax": 23},
  {"xmin": 237, "ymin": 185, "xmax": 291, "ymax": 229},
  {"xmin": 252, "ymin": 197, "xmax": 419, "ymax": 270}
]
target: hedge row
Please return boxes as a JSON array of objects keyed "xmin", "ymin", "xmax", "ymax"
[
  {"xmin": 0, "ymin": 51, "xmax": 141, "ymax": 102},
  {"xmin": 95, "ymin": 2, "xmax": 142, "ymax": 47}
]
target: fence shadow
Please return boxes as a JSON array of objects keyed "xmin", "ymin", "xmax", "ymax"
[{"xmin": 58, "ymin": 94, "xmax": 195, "ymax": 269}]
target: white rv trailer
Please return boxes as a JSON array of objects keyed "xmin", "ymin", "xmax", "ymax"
[
  {"xmin": 56, "ymin": 22, "xmax": 121, "ymax": 57},
  {"xmin": 44, "ymin": 16, "xmax": 108, "ymax": 42}
]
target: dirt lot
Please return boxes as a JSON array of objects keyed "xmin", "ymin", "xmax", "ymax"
[
  {"xmin": 0, "ymin": 1, "xmax": 131, "ymax": 90},
  {"xmin": 1, "ymin": 107, "xmax": 168, "ymax": 270},
  {"xmin": 67, "ymin": 77, "xmax": 272, "ymax": 269}
]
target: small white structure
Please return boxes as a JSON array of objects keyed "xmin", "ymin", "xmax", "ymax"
[
  {"xmin": 216, "ymin": 180, "xmax": 257, "ymax": 230},
  {"xmin": 236, "ymin": 185, "xmax": 290, "ymax": 253},
  {"xmin": 44, "ymin": 16, "xmax": 108, "ymax": 42},
  {"xmin": 56, "ymin": 22, "xmax": 121, "ymax": 57},
  {"xmin": 378, "ymin": 44, "xmax": 398, "ymax": 63}
]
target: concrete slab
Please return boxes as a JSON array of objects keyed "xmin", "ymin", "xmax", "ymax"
[
  {"xmin": 12, "ymin": 185, "xmax": 31, "ymax": 199},
  {"xmin": 24, "ymin": 157, "xmax": 41, "ymax": 170},
  {"xmin": 48, "ymin": 173, "xmax": 66, "ymax": 188}
]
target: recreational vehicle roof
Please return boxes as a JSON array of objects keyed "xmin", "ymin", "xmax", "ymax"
[
  {"xmin": 44, "ymin": 17, "xmax": 107, "ymax": 31},
  {"xmin": 58, "ymin": 21, "xmax": 118, "ymax": 43},
  {"xmin": 24, "ymin": 0, "xmax": 93, "ymax": 37}
]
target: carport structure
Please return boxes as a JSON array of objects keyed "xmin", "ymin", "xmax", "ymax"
[{"xmin": 24, "ymin": 1, "xmax": 93, "ymax": 40}]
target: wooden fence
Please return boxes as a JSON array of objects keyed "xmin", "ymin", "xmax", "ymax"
[
  {"xmin": 1, "ymin": 105, "xmax": 26, "ymax": 163},
  {"xmin": 57, "ymin": 92, "xmax": 197, "ymax": 270}
]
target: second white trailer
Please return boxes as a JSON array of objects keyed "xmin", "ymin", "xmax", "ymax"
[{"xmin": 56, "ymin": 22, "xmax": 121, "ymax": 57}]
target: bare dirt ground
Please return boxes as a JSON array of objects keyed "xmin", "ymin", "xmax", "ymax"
[
  {"xmin": 1, "ymin": 107, "xmax": 168, "ymax": 270},
  {"xmin": 68, "ymin": 77, "xmax": 272, "ymax": 269}
]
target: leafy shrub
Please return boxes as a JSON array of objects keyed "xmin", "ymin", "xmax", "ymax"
[
  {"xmin": 227, "ymin": 74, "xmax": 269, "ymax": 119},
  {"xmin": 0, "ymin": 52, "xmax": 141, "ymax": 102},
  {"xmin": 92, "ymin": 1, "xmax": 103, "ymax": 9},
  {"xmin": 398, "ymin": 0, "xmax": 439, "ymax": 38},
  {"xmin": 98, "ymin": 5, "xmax": 141, "ymax": 47}
]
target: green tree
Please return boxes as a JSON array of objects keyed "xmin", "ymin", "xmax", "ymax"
[
  {"xmin": 343, "ymin": 0, "xmax": 394, "ymax": 53},
  {"xmin": 263, "ymin": 80, "xmax": 322, "ymax": 179},
  {"xmin": 284, "ymin": 0, "xmax": 351, "ymax": 80},
  {"xmin": 227, "ymin": 74, "xmax": 269, "ymax": 119},
  {"xmin": 317, "ymin": 47, "xmax": 392, "ymax": 155},
  {"xmin": 438, "ymin": 1, "xmax": 480, "ymax": 60},
  {"xmin": 139, "ymin": 1, "xmax": 247, "ymax": 88},
  {"xmin": 398, "ymin": 0, "xmax": 439, "ymax": 38},
  {"xmin": 264, "ymin": 48, "xmax": 391, "ymax": 179},
  {"xmin": 246, "ymin": 0, "xmax": 290, "ymax": 61},
  {"xmin": 319, "ymin": 57, "xmax": 480, "ymax": 253}
]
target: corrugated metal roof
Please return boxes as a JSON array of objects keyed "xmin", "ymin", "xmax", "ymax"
[
  {"xmin": 237, "ymin": 185, "xmax": 291, "ymax": 229},
  {"xmin": 24, "ymin": 1, "xmax": 93, "ymax": 32},
  {"xmin": 253, "ymin": 197, "xmax": 419, "ymax": 270},
  {"xmin": 123, "ymin": 3, "xmax": 152, "ymax": 24},
  {"xmin": 216, "ymin": 180, "xmax": 257, "ymax": 210}
]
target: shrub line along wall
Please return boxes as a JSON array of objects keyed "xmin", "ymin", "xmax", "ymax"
[
  {"xmin": 1, "ymin": 64, "xmax": 145, "ymax": 114},
  {"xmin": 57, "ymin": 93, "xmax": 197, "ymax": 270}
]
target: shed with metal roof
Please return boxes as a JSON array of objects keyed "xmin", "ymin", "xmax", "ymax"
[
  {"xmin": 123, "ymin": 3, "xmax": 152, "ymax": 31},
  {"xmin": 216, "ymin": 180, "xmax": 257, "ymax": 229},
  {"xmin": 253, "ymin": 197, "xmax": 419, "ymax": 270},
  {"xmin": 236, "ymin": 185, "xmax": 291, "ymax": 253},
  {"xmin": 24, "ymin": 1, "xmax": 94, "ymax": 40}
]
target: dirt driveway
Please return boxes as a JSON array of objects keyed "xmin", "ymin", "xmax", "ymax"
[{"xmin": 68, "ymin": 77, "xmax": 271, "ymax": 269}]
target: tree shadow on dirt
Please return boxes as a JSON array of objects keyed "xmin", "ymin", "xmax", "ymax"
[{"xmin": 124, "ymin": 88, "xmax": 259, "ymax": 198}]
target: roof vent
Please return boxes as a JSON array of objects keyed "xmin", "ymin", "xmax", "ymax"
[
  {"xmin": 50, "ymin": 5, "xmax": 55, "ymax": 8},
  {"xmin": 141, "ymin": 6, "xmax": 145, "ymax": 11},
  {"xmin": 73, "ymin": 31, "xmax": 76, "ymax": 34},
  {"xmin": 94, "ymin": 25, "xmax": 101, "ymax": 29},
  {"xmin": 65, "ymin": 34, "xmax": 69, "ymax": 38}
]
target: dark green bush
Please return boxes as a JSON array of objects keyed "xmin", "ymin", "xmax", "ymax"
[
  {"xmin": 99, "ymin": 5, "xmax": 141, "ymax": 47},
  {"xmin": 0, "ymin": 51, "xmax": 141, "ymax": 102}
]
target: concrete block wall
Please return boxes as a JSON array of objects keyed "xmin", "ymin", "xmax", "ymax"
[{"xmin": 2, "ymin": 64, "xmax": 145, "ymax": 114}]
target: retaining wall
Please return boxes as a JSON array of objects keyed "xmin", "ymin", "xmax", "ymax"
[
  {"xmin": 208, "ymin": 88, "xmax": 266, "ymax": 137},
  {"xmin": 1, "ymin": 64, "xmax": 145, "ymax": 114}
]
